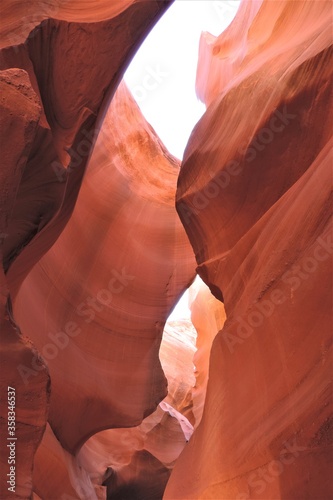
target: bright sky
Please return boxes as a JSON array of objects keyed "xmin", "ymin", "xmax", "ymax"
[
  {"xmin": 125, "ymin": 0, "xmax": 240, "ymax": 318},
  {"xmin": 124, "ymin": 0, "xmax": 240, "ymax": 159}
]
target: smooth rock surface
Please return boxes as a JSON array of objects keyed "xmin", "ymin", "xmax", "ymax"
[
  {"xmin": 13, "ymin": 82, "xmax": 195, "ymax": 454},
  {"xmin": 1, "ymin": 0, "xmax": 332, "ymax": 498},
  {"xmin": 166, "ymin": 1, "xmax": 333, "ymax": 498}
]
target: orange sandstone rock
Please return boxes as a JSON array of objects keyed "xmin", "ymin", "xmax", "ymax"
[{"xmin": 166, "ymin": 1, "xmax": 333, "ymax": 498}]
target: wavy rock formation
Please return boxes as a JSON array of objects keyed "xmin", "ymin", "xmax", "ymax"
[
  {"xmin": 161, "ymin": 320, "xmax": 197, "ymax": 423},
  {"xmin": 13, "ymin": 80, "xmax": 195, "ymax": 457},
  {"xmin": 1, "ymin": 0, "xmax": 332, "ymax": 498},
  {"xmin": 189, "ymin": 278, "xmax": 226, "ymax": 427},
  {"xmin": 32, "ymin": 316, "xmax": 197, "ymax": 499},
  {"xmin": 77, "ymin": 404, "xmax": 188, "ymax": 500},
  {"xmin": 33, "ymin": 423, "xmax": 103, "ymax": 500},
  {"xmin": 166, "ymin": 0, "xmax": 333, "ymax": 498},
  {"xmin": 1, "ymin": 1, "xmax": 194, "ymax": 498},
  {"xmin": 0, "ymin": 68, "xmax": 50, "ymax": 500},
  {"xmin": 0, "ymin": 0, "xmax": 172, "ymax": 299},
  {"xmin": 0, "ymin": 267, "xmax": 50, "ymax": 500}
]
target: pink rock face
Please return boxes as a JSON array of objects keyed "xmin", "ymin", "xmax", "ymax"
[
  {"xmin": 77, "ymin": 404, "xmax": 189, "ymax": 499},
  {"xmin": 33, "ymin": 423, "xmax": 104, "ymax": 500},
  {"xmin": 189, "ymin": 279, "xmax": 226, "ymax": 427},
  {"xmin": 0, "ymin": 268, "xmax": 50, "ymax": 500},
  {"xmin": 1, "ymin": 2, "xmax": 195, "ymax": 498},
  {"xmin": 0, "ymin": 0, "xmax": 136, "ymax": 48},
  {"xmin": 0, "ymin": 69, "xmax": 50, "ymax": 500},
  {"xmin": 13, "ymin": 82, "xmax": 195, "ymax": 453},
  {"xmin": 1, "ymin": 0, "xmax": 332, "ymax": 498},
  {"xmin": 0, "ymin": 0, "xmax": 172, "ymax": 298},
  {"xmin": 64, "ymin": 317, "xmax": 196, "ymax": 499},
  {"xmin": 166, "ymin": 1, "xmax": 333, "ymax": 499},
  {"xmin": 160, "ymin": 320, "xmax": 197, "ymax": 423}
]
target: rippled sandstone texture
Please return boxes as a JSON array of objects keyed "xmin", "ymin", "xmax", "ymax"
[
  {"xmin": 0, "ymin": 67, "xmax": 50, "ymax": 500},
  {"xmin": 1, "ymin": 0, "xmax": 332, "ymax": 499},
  {"xmin": 0, "ymin": 1, "xmax": 196, "ymax": 498},
  {"xmin": 166, "ymin": 0, "xmax": 333, "ymax": 499},
  {"xmin": 13, "ymin": 80, "xmax": 195, "ymax": 454}
]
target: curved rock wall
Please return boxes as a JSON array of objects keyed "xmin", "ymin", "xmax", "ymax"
[
  {"xmin": 13, "ymin": 81, "xmax": 195, "ymax": 454},
  {"xmin": 1, "ymin": 0, "xmax": 332, "ymax": 498},
  {"xmin": 166, "ymin": 1, "xmax": 332, "ymax": 498}
]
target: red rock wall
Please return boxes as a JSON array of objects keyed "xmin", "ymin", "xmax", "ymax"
[
  {"xmin": 12, "ymin": 80, "xmax": 195, "ymax": 455},
  {"xmin": 166, "ymin": 0, "xmax": 333, "ymax": 498},
  {"xmin": 189, "ymin": 278, "xmax": 226, "ymax": 427},
  {"xmin": 1, "ymin": 2, "xmax": 195, "ymax": 498},
  {"xmin": 1, "ymin": 0, "xmax": 332, "ymax": 498},
  {"xmin": 0, "ymin": 1, "xmax": 172, "ymax": 298},
  {"xmin": 0, "ymin": 67, "xmax": 50, "ymax": 500}
]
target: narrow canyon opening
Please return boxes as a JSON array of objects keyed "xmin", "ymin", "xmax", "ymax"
[
  {"xmin": 124, "ymin": 0, "xmax": 240, "ymax": 159},
  {"xmin": 75, "ymin": 276, "xmax": 226, "ymax": 499},
  {"xmin": 1, "ymin": 1, "xmax": 331, "ymax": 499},
  {"xmin": 80, "ymin": 4, "xmax": 238, "ymax": 495}
]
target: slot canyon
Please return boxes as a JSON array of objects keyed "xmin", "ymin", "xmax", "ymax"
[{"xmin": 0, "ymin": 1, "xmax": 332, "ymax": 499}]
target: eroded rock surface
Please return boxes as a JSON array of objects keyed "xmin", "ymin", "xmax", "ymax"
[
  {"xmin": 0, "ymin": 68, "xmax": 50, "ymax": 500},
  {"xmin": 13, "ymin": 82, "xmax": 195, "ymax": 454},
  {"xmin": 1, "ymin": 0, "xmax": 332, "ymax": 499},
  {"xmin": 0, "ymin": 2, "xmax": 197, "ymax": 498},
  {"xmin": 166, "ymin": 1, "xmax": 333, "ymax": 498}
]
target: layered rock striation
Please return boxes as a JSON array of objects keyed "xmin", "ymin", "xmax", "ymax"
[
  {"xmin": 1, "ymin": 0, "xmax": 332, "ymax": 499},
  {"xmin": 166, "ymin": 1, "xmax": 333, "ymax": 498}
]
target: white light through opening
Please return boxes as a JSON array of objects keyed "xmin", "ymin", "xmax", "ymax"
[
  {"xmin": 125, "ymin": 0, "xmax": 240, "ymax": 318},
  {"xmin": 124, "ymin": 0, "xmax": 240, "ymax": 160}
]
